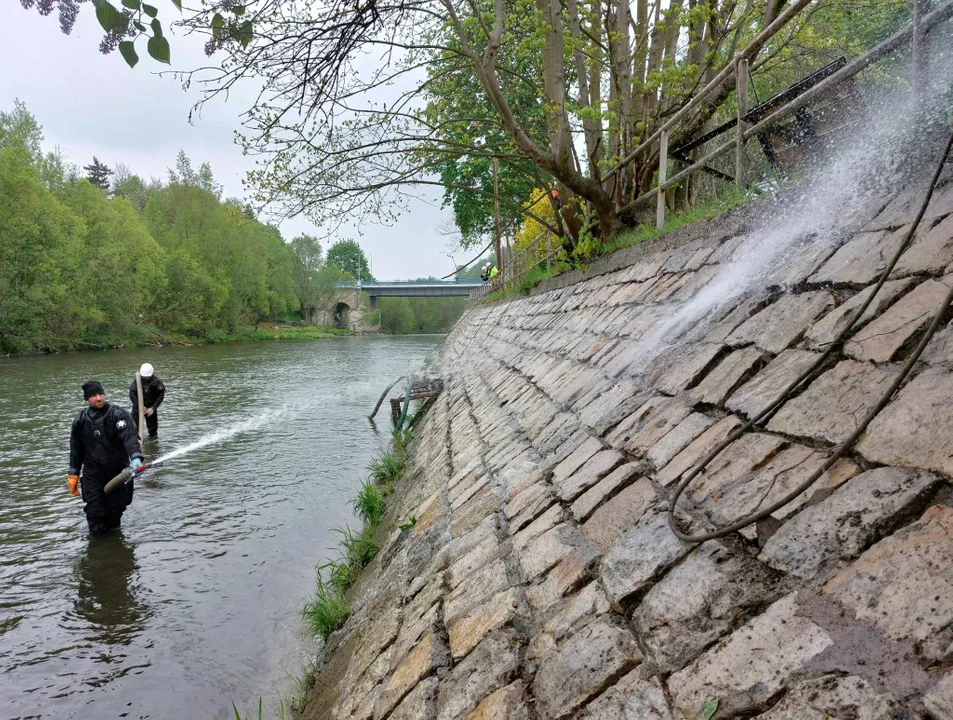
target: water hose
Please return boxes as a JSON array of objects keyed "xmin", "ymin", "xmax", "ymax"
[
  {"xmin": 667, "ymin": 125, "xmax": 953, "ymax": 543},
  {"xmin": 368, "ymin": 376, "xmax": 406, "ymax": 420},
  {"xmin": 103, "ymin": 460, "xmax": 164, "ymax": 495},
  {"xmin": 394, "ymin": 378, "xmax": 413, "ymax": 432}
]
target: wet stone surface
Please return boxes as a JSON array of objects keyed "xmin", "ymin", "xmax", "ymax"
[{"xmin": 300, "ymin": 184, "xmax": 953, "ymax": 720}]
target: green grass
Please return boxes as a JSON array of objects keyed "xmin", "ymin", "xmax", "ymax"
[
  {"xmin": 480, "ymin": 188, "xmax": 756, "ymax": 303},
  {"xmin": 352, "ymin": 479, "xmax": 387, "ymax": 525},
  {"xmin": 302, "ymin": 427, "xmax": 412, "ymax": 646},
  {"xmin": 368, "ymin": 448, "xmax": 405, "ymax": 487},
  {"xmin": 302, "ymin": 574, "xmax": 351, "ymax": 641}
]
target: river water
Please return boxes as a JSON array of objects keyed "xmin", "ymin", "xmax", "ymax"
[{"xmin": 0, "ymin": 336, "xmax": 441, "ymax": 720}]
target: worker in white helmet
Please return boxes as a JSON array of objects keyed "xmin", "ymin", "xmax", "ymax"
[{"xmin": 129, "ymin": 363, "xmax": 166, "ymax": 437}]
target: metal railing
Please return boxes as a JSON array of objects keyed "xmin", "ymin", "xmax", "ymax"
[{"xmin": 468, "ymin": 229, "xmax": 559, "ymax": 304}]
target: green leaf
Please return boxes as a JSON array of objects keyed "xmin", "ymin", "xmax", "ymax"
[
  {"xmin": 94, "ymin": 0, "xmax": 121, "ymax": 33},
  {"xmin": 120, "ymin": 0, "xmax": 140, "ymax": 9},
  {"xmin": 133, "ymin": 20, "xmax": 146, "ymax": 31},
  {"xmin": 118, "ymin": 40, "xmax": 139, "ymax": 68},
  {"xmin": 211, "ymin": 12, "xmax": 225, "ymax": 39},
  {"xmin": 150, "ymin": 17, "xmax": 162, "ymax": 36},
  {"xmin": 146, "ymin": 34, "xmax": 170, "ymax": 64},
  {"xmin": 235, "ymin": 20, "xmax": 253, "ymax": 49},
  {"xmin": 142, "ymin": 3, "xmax": 157, "ymax": 17},
  {"xmin": 702, "ymin": 699, "xmax": 720, "ymax": 720},
  {"xmin": 230, "ymin": 5, "xmax": 245, "ymax": 15},
  {"xmin": 170, "ymin": 0, "xmax": 182, "ymax": 8}
]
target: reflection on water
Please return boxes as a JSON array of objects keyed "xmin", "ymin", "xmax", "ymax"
[
  {"xmin": 0, "ymin": 336, "xmax": 440, "ymax": 719},
  {"xmin": 73, "ymin": 533, "xmax": 150, "ymax": 648}
]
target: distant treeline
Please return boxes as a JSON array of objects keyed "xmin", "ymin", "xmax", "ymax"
[{"xmin": 0, "ymin": 102, "xmax": 472, "ymax": 354}]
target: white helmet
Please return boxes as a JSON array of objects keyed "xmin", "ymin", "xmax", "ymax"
[{"xmin": 140, "ymin": 363, "xmax": 154, "ymax": 378}]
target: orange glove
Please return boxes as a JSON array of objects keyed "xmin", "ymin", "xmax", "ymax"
[{"xmin": 68, "ymin": 474, "xmax": 80, "ymax": 497}]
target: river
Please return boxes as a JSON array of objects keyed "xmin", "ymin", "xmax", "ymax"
[{"xmin": 0, "ymin": 335, "xmax": 441, "ymax": 720}]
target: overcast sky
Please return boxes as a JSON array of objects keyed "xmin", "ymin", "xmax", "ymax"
[{"xmin": 1, "ymin": 4, "xmax": 469, "ymax": 280}]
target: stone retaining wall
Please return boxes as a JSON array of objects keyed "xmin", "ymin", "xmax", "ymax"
[{"xmin": 303, "ymin": 177, "xmax": 953, "ymax": 720}]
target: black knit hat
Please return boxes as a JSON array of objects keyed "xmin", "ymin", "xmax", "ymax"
[{"xmin": 82, "ymin": 380, "xmax": 105, "ymax": 400}]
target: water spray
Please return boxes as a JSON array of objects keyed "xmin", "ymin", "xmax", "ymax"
[{"xmin": 102, "ymin": 407, "xmax": 287, "ymax": 495}]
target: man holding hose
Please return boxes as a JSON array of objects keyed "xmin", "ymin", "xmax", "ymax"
[{"xmin": 68, "ymin": 380, "xmax": 143, "ymax": 533}]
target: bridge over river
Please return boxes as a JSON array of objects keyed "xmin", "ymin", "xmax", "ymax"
[{"xmin": 330, "ymin": 279, "xmax": 483, "ymax": 329}]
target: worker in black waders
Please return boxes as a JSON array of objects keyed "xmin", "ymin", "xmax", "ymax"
[
  {"xmin": 129, "ymin": 362, "xmax": 165, "ymax": 437},
  {"xmin": 68, "ymin": 380, "xmax": 144, "ymax": 534}
]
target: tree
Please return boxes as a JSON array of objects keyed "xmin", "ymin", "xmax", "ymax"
[
  {"xmin": 24, "ymin": 0, "xmax": 917, "ymax": 248},
  {"xmin": 289, "ymin": 234, "xmax": 324, "ymax": 322},
  {"xmin": 326, "ymin": 240, "xmax": 373, "ymax": 283},
  {"xmin": 84, "ymin": 156, "xmax": 112, "ymax": 191}
]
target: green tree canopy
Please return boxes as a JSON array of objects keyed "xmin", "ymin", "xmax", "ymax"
[
  {"xmin": 326, "ymin": 240, "xmax": 373, "ymax": 283},
  {"xmin": 83, "ymin": 156, "xmax": 112, "ymax": 192}
]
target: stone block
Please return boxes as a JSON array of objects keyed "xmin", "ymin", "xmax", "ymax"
[
  {"xmin": 533, "ymin": 617, "xmax": 642, "ymax": 719},
  {"xmin": 690, "ymin": 438, "xmax": 861, "ymax": 532},
  {"xmin": 857, "ymin": 367, "xmax": 953, "ymax": 475},
  {"xmin": 823, "ymin": 505, "xmax": 953, "ymax": 662},
  {"xmin": 436, "ymin": 630, "xmax": 521, "ymax": 720},
  {"xmin": 925, "ymin": 671, "xmax": 953, "ymax": 720},
  {"xmin": 551, "ymin": 436, "xmax": 603, "ymax": 486},
  {"xmin": 464, "ymin": 682, "xmax": 529, "ymax": 720},
  {"xmin": 504, "ymin": 482, "xmax": 555, "ymax": 534},
  {"xmin": 689, "ymin": 347, "xmax": 770, "ymax": 406},
  {"xmin": 844, "ymin": 279, "xmax": 951, "ymax": 362},
  {"xmin": 519, "ymin": 521, "xmax": 584, "ymax": 581},
  {"xmin": 452, "ymin": 485, "xmax": 501, "ymax": 539},
  {"xmin": 448, "ymin": 535, "xmax": 508, "ymax": 591},
  {"xmin": 669, "ymin": 593, "xmax": 833, "ymax": 718},
  {"xmin": 375, "ymin": 633, "xmax": 450, "ymax": 720},
  {"xmin": 894, "ymin": 213, "xmax": 953, "ymax": 276},
  {"xmin": 809, "ymin": 227, "xmax": 907, "ymax": 285},
  {"xmin": 445, "ymin": 558, "xmax": 510, "ymax": 625},
  {"xmin": 922, "ymin": 320, "xmax": 953, "ymax": 369},
  {"xmin": 582, "ymin": 478, "xmax": 659, "ymax": 551},
  {"xmin": 387, "ymin": 677, "xmax": 439, "ymax": 720},
  {"xmin": 448, "ymin": 587, "xmax": 525, "ymax": 660},
  {"xmin": 652, "ymin": 342, "xmax": 726, "ymax": 395},
  {"xmin": 805, "ymin": 278, "xmax": 917, "ymax": 350},
  {"xmin": 616, "ymin": 396, "xmax": 693, "ymax": 455},
  {"xmin": 726, "ymin": 349, "xmax": 821, "ymax": 420},
  {"xmin": 554, "ymin": 449, "xmax": 626, "ymax": 502},
  {"xmin": 525, "ymin": 546, "xmax": 599, "ymax": 614},
  {"xmin": 685, "ymin": 432, "xmax": 789, "ymax": 503},
  {"xmin": 541, "ymin": 582, "xmax": 611, "ymax": 642},
  {"xmin": 570, "ymin": 462, "xmax": 641, "ymax": 522},
  {"xmin": 767, "ymin": 360, "xmax": 899, "ymax": 445},
  {"xmin": 512, "ymin": 504, "xmax": 565, "ymax": 549},
  {"xmin": 753, "ymin": 675, "xmax": 899, "ymax": 719},
  {"xmin": 761, "ymin": 467, "xmax": 942, "ymax": 579},
  {"xmin": 699, "ymin": 296, "xmax": 770, "ymax": 344},
  {"xmin": 726, "ymin": 291, "xmax": 834, "ymax": 354},
  {"xmin": 656, "ymin": 416, "xmax": 742, "ymax": 487},
  {"xmin": 633, "ymin": 542, "xmax": 781, "ymax": 673},
  {"xmin": 645, "ymin": 412, "xmax": 716, "ymax": 470},
  {"xmin": 576, "ymin": 667, "xmax": 673, "ymax": 719},
  {"xmin": 600, "ymin": 512, "xmax": 694, "ymax": 604}
]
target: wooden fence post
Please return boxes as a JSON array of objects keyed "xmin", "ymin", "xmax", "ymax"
[
  {"xmin": 736, "ymin": 57, "xmax": 749, "ymax": 191},
  {"xmin": 656, "ymin": 130, "xmax": 668, "ymax": 230}
]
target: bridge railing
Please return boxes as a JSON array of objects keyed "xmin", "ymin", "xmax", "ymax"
[{"xmin": 467, "ymin": 0, "xmax": 948, "ymax": 306}]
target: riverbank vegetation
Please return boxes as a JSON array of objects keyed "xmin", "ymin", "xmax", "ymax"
[
  {"xmin": 303, "ymin": 426, "xmax": 413, "ymax": 641},
  {"xmin": 0, "ymin": 103, "xmax": 460, "ymax": 355}
]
